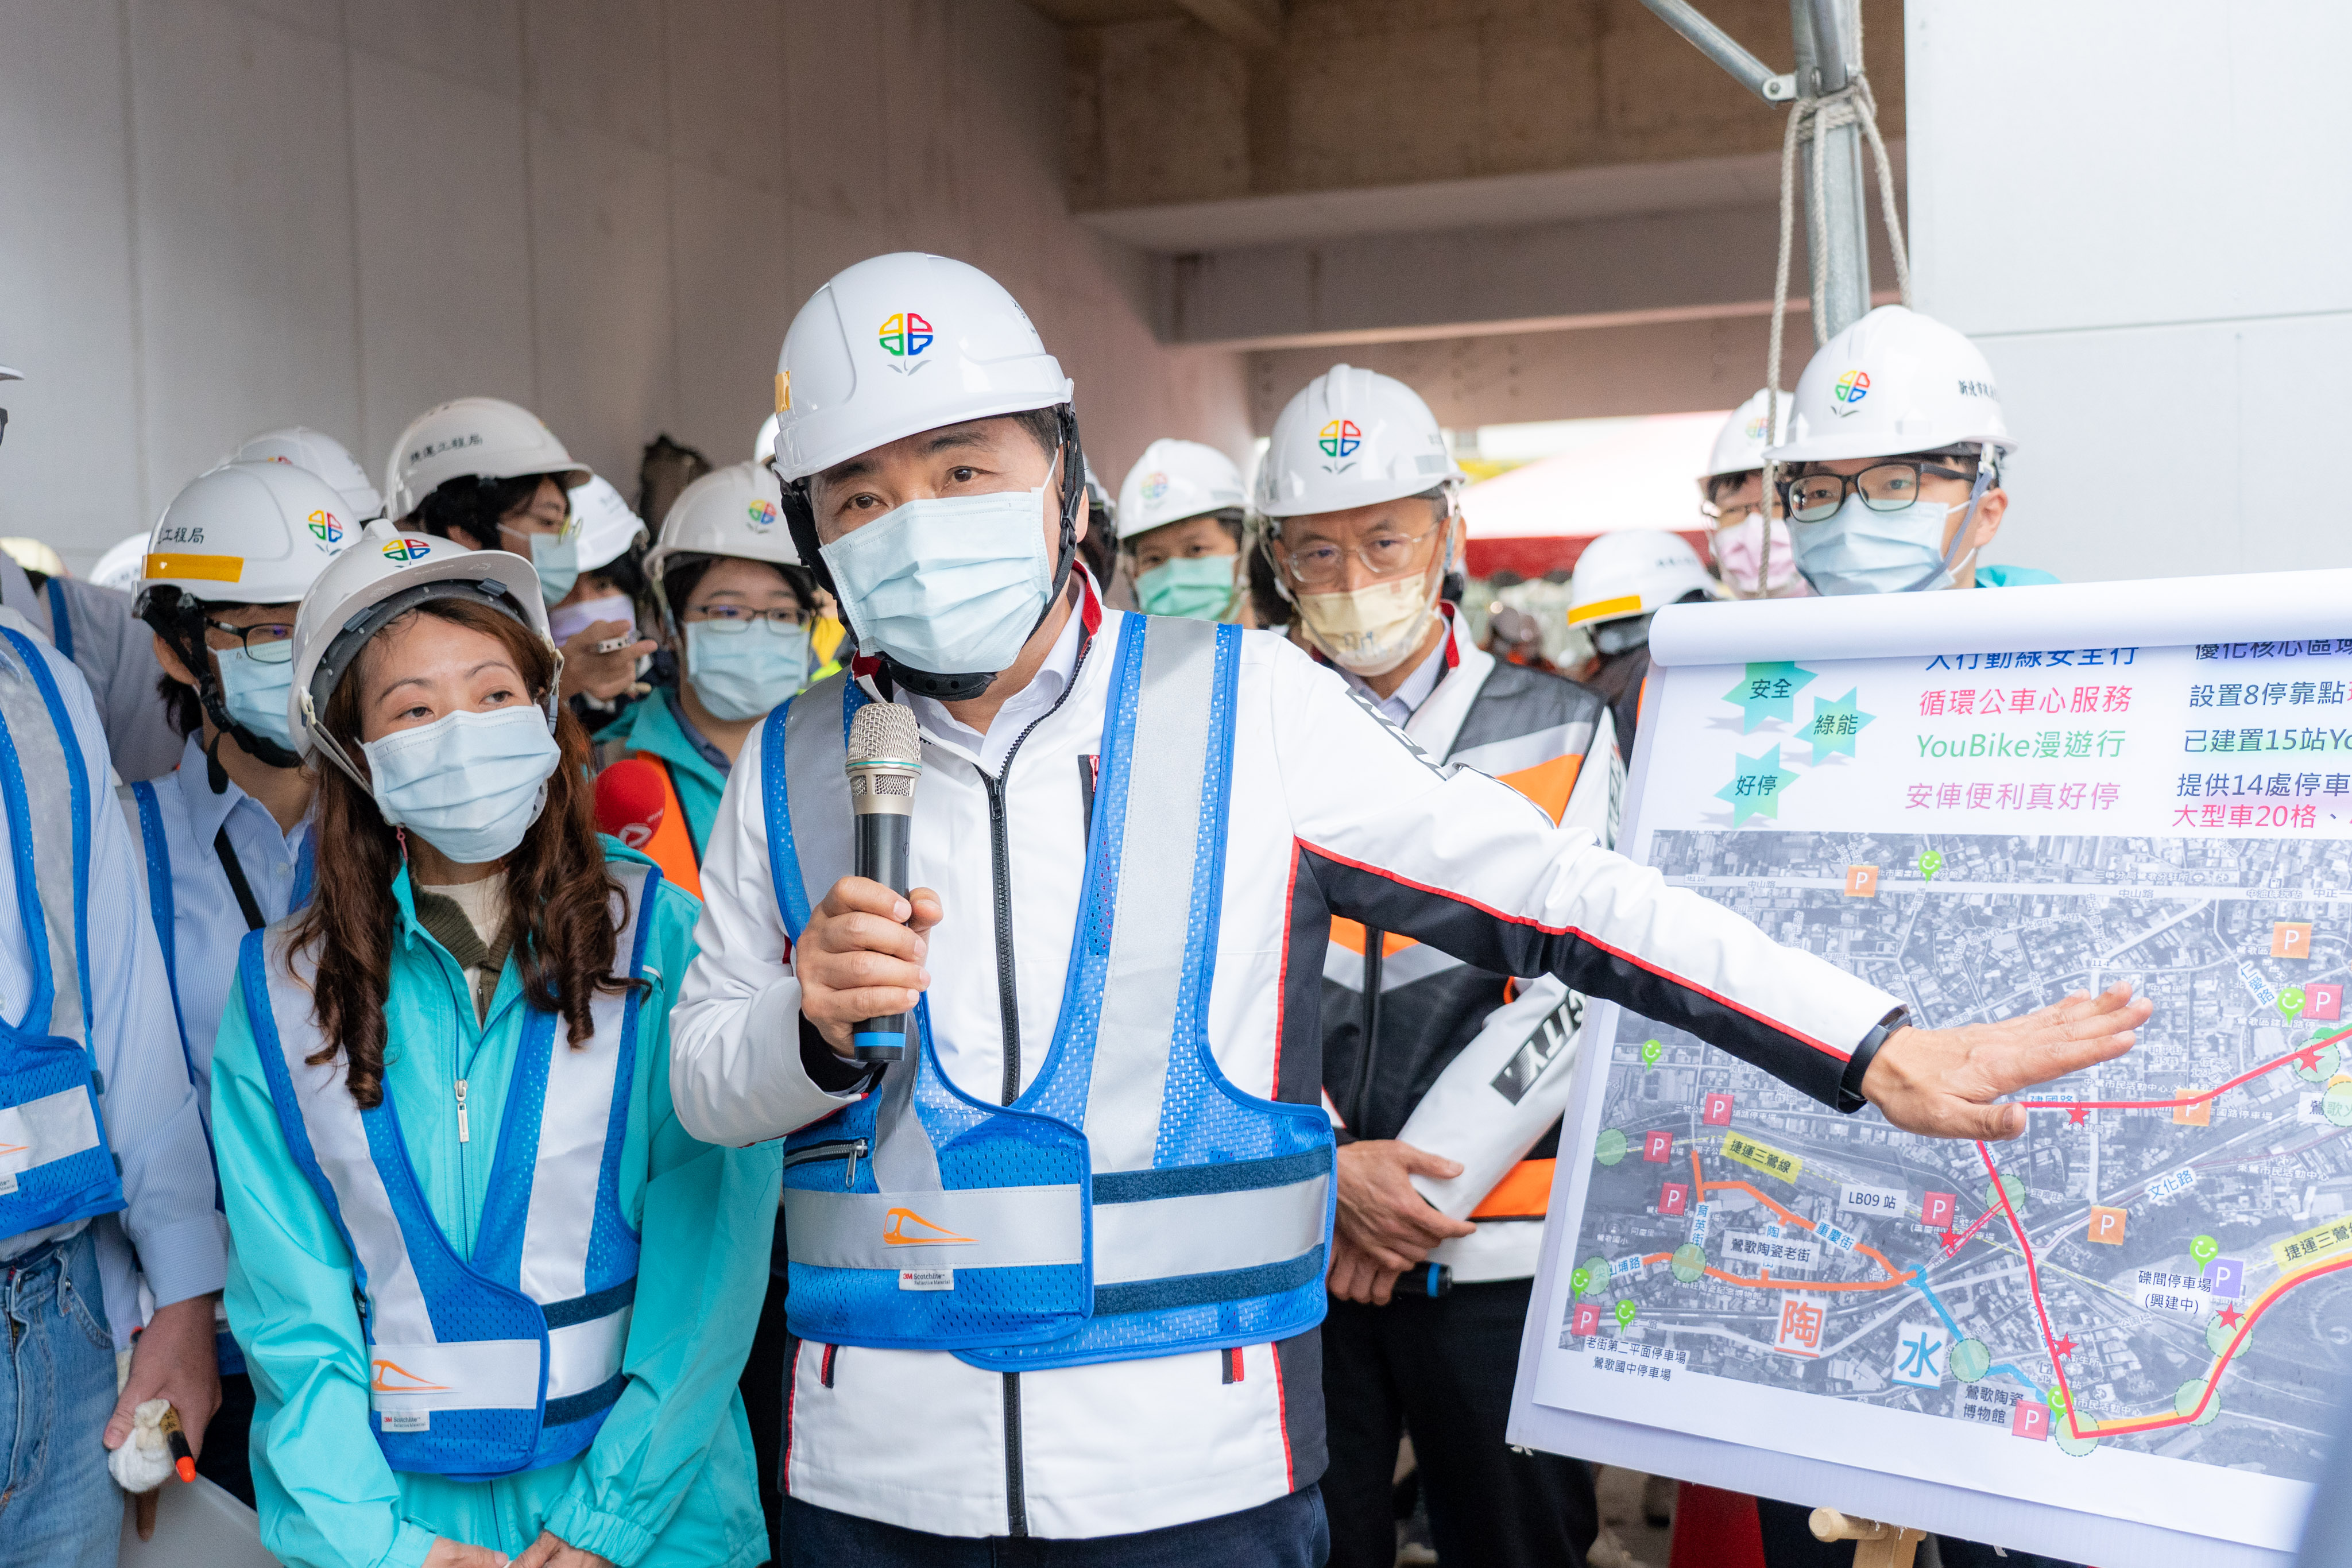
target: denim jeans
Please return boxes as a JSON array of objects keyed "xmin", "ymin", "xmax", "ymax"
[{"xmin": 1, "ymin": 1230, "xmax": 121, "ymax": 1568}]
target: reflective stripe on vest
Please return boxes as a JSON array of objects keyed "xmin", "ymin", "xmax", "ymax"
[
  {"xmin": 243, "ymin": 860, "xmax": 657, "ymax": 1478},
  {"xmin": 766, "ymin": 615, "xmax": 1336, "ymax": 1369},
  {"xmin": 125, "ymin": 781, "xmax": 198, "ymax": 1085},
  {"xmin": 0, "ymin": 626, "xmax": 123, "ymax": 1232}
]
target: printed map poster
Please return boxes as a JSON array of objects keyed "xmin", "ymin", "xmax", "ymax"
[{"xmin": 1506, "ymin": 574, "xmax": 2352, "ymax": 1566}]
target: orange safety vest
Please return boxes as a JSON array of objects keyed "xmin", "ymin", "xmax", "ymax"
[{"xmin": 626, "ymin": 755, "xmax": 703, "ymax": 903}]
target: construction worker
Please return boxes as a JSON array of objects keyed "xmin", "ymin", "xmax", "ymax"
[
  {"xmin": 1567, "ymin": 529, "xmax": 1716, "ymax": 760},
  {"xmin": 0, "ymin": 362, "xmax": 227, "ymax": 1565},
  {"xmin": 667, "ymin": 252, "xmax": 2148, "ymax": 1565},
  {"xmin": 1769, "ymin": 305, "xmax": 2056, "ymax": 594},
  {"xmin": 1256, "ymin": 365, "xmax": 1614, "ymax": 1568},
  {"xmin": 1700, "ymin": 389, "xmax": 1811, "ymax": 601},
  {"xmin": 1116, "ymin": 439, "xmax": 1250, "ymax": 622},
  {"xmin": 206, "ymin": 520, "xmax": 776, "ymax": 1568},
  {"xmin": 386, "ymin": 396, "xmax": 657, "ymax": 707},
  {"xmin": 125, "ymin": 459, "xmax": 357, "ymax": 1504}
]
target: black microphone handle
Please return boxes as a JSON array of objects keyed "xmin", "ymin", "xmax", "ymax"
[{"xmin": 851, "ymin": 809, "xmax": 912, "ymax": 1062}]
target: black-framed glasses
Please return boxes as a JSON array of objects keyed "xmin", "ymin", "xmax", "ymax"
[
  {"xmin": 1780, "ymin": 462, "xmax": 1975, "ymax": 524},
  {"xmin": 683, "ymin": 604, "xmax": 805, "ymax": 628},
  {"xmin": 1282, "ymin": 520, "xmax": 1444, "ymax": 590},
  {"xmin": 203, "ymin": 617, "xmax": 296, "ymax": 663}
]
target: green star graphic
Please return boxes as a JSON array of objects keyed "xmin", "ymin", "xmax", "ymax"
[
  {"xmin": 1802, "ymin": 687, "xmax": 1877, "ymax": 764},
  {"xmin": 1722, "ymin": 660, "xmax": 1817, "ymax": 733},
  {"xmin": 1715, "ymin": 744, "xmax": 1798, "ymax": 827}
]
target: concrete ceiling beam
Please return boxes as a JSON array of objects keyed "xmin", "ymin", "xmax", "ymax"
[{"xmin": 1171, "ymin": 0, "xmax": 1282, "ymax": 52}]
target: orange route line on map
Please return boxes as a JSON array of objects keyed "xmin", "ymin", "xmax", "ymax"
[{"xmin": 1681, "ymin": 1147, "xmax": 1914, "ymax": 1292}]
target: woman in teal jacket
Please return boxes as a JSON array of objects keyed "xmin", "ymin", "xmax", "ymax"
[{"xmin": 209, "ymin": 521, "xmax": 777, "ymax": 1568}]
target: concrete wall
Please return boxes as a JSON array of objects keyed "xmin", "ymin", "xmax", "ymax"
[
  {"xmin": 0, "ymin": 0, "xmax": 1251, "ymax": 571},
  {"xmin": 1907, "ymin": 0, "xmax": 2352, "ymax": 583}
]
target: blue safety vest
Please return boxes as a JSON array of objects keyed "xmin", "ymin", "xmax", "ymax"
[
  {"xmin": 763, "ymin": 613, "xmax": 1335, "ymax": 1370},
  {"xmin": 241, "ymin": 861, "xmax": 658, "ymax": 1480},
  {"xmin": 0, "ymin": 626, "xmax": 124, "ymax": 1236}
]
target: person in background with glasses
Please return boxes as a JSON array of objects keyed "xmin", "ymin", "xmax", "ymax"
[
  {"xmin": 1769, "ymin": 307, "xmax": 2055, "ymax": 595},
  {"xmin": 1698, "ymin": 389, "xmax": 1812, "ymax": 601},
  {"xmin": 1260, "ymin": 365, "xmax": 1616, "ymax": 1568},
  {"xmin": 127, "ymin": 458, "xmax": 358, "ymax": 1507}
]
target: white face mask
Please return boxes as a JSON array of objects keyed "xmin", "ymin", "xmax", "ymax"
[
  {"xmin": 1793, "ymin": 494, "xmax": 1971, "ymax": 597},
  {"xmin": 686, "ymin": 618, "xmax": 811, "ymax": 722},
  {"xmin": 1292, "ymin": 574, "xmax": 1440, "ymax": 675},
  {"xmin": 361, "ymin": 705, "xmax": 563, "ymax": 865},
  {"xmin": 548, "ymin": 593, "xmax": 632, "ymax": 645},
  {"xmin": 820, "ymin": 480, "xmax": 1054, "ymax": 676}
]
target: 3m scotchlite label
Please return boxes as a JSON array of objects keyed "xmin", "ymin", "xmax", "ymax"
[
  {"xmin": 368, "ymin": 1338, "xmax": 541, "ymax": 1412},
  {"xmin": 547, "ymin": 1308, "xmax": 630, "ymax": 1400},
  {"xmin": 0, "ymin": 1086, "xmax": 99, "ymax": 1174},
  {"xmin": 1092, "ymin": 1175, "xmax": 1329, "ymax": 1286},
  {"xmin": 784, "ymin": 1184, "xmax": 1084, "ymax": 1271}
]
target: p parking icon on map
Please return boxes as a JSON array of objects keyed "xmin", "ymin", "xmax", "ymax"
[
  {"xmin": 1659, "ymin": 1182, "xmax": 1689, "ymax": 1216},
  {"xmin": 1645, "ymin": 1130, "xmax": 1674, "ymax": 1163},
  {"xmin": 1571, "ymin": 1303, "xmax": 1601, "ymax": 1337},
  {"xmin": 1920, "ymin": 1192, "xmax": 1956, "ymax": 1229},
  {"xmin": 2087, "ymin": 1205, "xmax": 2128, "ymax": 1245},
  {"xmin": 2013, "ymin": 1401, "xmax": 2050, "ymax": 1441},
  {"xmin": 2308, "ymin": 984, "xmax": 2342, "ymax": 1021},
  {"xmin": 2275, "ymin": 922, "xmax": 2314, "ymax": 959},
  {"xmin": 1844, "ymin": 865, "xmax": 1879, "ymax": 897},
  {"xmin": 1702, "ymin": 1093, "xmax": 1735, "ymax": 1126}
]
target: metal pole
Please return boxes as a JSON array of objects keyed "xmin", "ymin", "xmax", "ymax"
[
  {"xmin": 1637, "ymin": 0, "xmax": 1795, "ymax": 102},
  {"xmin": 1792, "ymin": 0, "xmax": 1872, "ymax": 336}
]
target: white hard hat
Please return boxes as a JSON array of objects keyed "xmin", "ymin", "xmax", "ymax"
[
  {"xmin": 754, "ymin": 411, "xmax": 779, "ymax": 467},
  {"xmin": 1768, "ymin": 306, "xmax": 2017, "ymax": 467},
  {"xmin": 641, "ymin": 461, "xmax": 802, "ymax": 626},
  {"xmin": 0, "ymin": 539, "xmax": 65, "ymax": 579},
  {"xmin": 1255, "ymin": 365, "xmax": 1463, "ymax": 520},
  {"xmin": 90, "ymin": 529, "xmax": 151, "ymax": 593},
  {"xmin": 230, "ymin": 426, "xmax": 385, "ymax": 521},
  {"xmin": 1702, "ymin": 389, "xmax": 1790, "ymax": 481},
  {"xmin": 289, "ymin": 520, "xmax": 552, "ymax": 764},
  {"xmin": 383, "ymin": 396, "xmax": 593, "ymax": 521},
  {"xmin": 0, "ymin": 366, "xmax": 19, "ymax": 381},
  {"xmin": 769, "ymin": 252, "xmax": 1071, "ymax": 483},
  {"xmin": 1117, "ymin": 439, "xmax": 1247, "ymax": 541},
  {"xmin": 138, "ymin": 461, "xmax": 357, "ymax": 608},
  {"xmin": 1568, "ymin": 530, "xmax": 1715, "ymax": 628},
  {"xmin": 568, "ymin": 474, "xmax": 645, "ymax": 573}
]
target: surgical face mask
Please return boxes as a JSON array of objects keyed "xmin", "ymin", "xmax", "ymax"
[
  {"xmin": 1293, "ymin": 574, "xmax": 1439, "ymax": 675},
  {"xmin": 361, "ymin": 705, "xmax": 563, "ymax": 865},
  {"xmin": 1792, "ymin": 493, "xmax": 1970, "ymax": 597},
  {"xmin": 686, "ymin": 618, "xmax": 810, "ymax": 722},
  {"xmin": 215, "ymin": 644, "xmax": 296, "ymax": 753},
  {"xmin": 1136, "ymin": 555, "xmax": 1237, "ymax": 621},
  {"xmin": 512, "ymin": 529, "xmax": 578, "ymax": 604},
  {"xmin": 1712, "ymin": 511, "xmax": 1809, "ymax": 599},
  {"xmin": 548, "ymin": 592, "xmax": 632, "ymax": 645},
  {"xmin": 820, "ymin": 481, "xmax": 1053, "ymax": 675}
]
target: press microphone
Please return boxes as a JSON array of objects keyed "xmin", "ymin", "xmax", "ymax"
[
  {"xmin": 845, "ymin": 701, "xmax": 922, "ymax": 1062},
  {"xmin": 594, "ymin": 758, "xmax": 668, "ymax": 851}
]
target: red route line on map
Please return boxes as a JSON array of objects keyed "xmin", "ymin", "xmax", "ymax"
[
  {"xmin": 1976, "ymin": 1139, "xmax": 2352, "ymax": 1440},
  {"xmin": 2021, "ymin": 1022, "xmax": 2352, "ymax": 1112}
]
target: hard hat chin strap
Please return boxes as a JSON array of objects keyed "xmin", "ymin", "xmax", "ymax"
[
  {"xmin": 157, "ymin": 603, "xmax": 305, "ymax": 776},
  {"xmin": 1901, "ymin": 444, "xmax": 1998, "ymax": 594}
]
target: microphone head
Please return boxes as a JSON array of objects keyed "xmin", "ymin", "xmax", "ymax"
[
  {"xmin": 594, "ymin": 757, "xmax": 669, "ymax": 850},
  {"xmin": 846, "ymin": 701, "xmax": 921, "ymax": 769}
]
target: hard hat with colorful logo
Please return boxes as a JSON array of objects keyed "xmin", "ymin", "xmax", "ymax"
[
  {"xmin": 1702, "ymin": 389, "xmax": 1790, "ymax": 481},
  {"xmin": 1117, "ymin": 439, "xmax": 1247, "ymax": 541},
  {"xmin": 568, "ymin": 474, "xmax": 647, "ymax": 574},
  {"xmin": 383, "ymin": 397, "xmax": 593, "ymax": 521},
  {"xmin": 136, "ymin": 461, "xmax": 357, "ymax": 610},
  {"xmin": 1767, "ymin": 306, "xmax": 2017, "ymax": 467},
  {"xmin": 230, "ymin": 425, "xmax": 385, "ymax": 521},
  {"xmin": 768, "ymin": 251, "xmax": 1072, "ymax": 485},
  {"xmin": 289, "ymin": 520, "xmax": 553, "ymax": 768},
  {"xmin": 1567, "ymin": 530, "xmax": 1715, "ymax": 629},
  {"xmin": 641, "ymin": 461, "xmax": 803, "ymax": 627},
  {"xmin": 90, "ymin": 529, "xmax": 150, "ymax": 593},
  {"xmin": 1255, "ymin": 365, "xmax": 1463, "ymax": 521}
]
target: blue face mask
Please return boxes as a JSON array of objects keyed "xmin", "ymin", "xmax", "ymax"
[
  {"xmin": 361, "ymin": 704, "xmax": 563, "ymax": 865},
  {"xmin": 686, "ymin": 618, "xmax": 811, "ymax": 722},
  {"xmin": 525, "ymin": 530, "xmax": 579, "ymax": 604},
  {"xmin": 819, "ymin": 481, "xmax": 1053, "ymax": 676},
  {"xmin": 1136, "ymin": 555, "xmax": 1239, "ymax": 621},
  {"xmin": 215, "ymin": 644, "xmax": 296, "ymax": 753},
  {"xmin": 1792, "ymin": 493, "xmax": 1970, "ymax": 597}
]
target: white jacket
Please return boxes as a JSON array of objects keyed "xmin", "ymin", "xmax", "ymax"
[{"xmin": 670, "ymin": 603, "xmax": 1897, "ymax": 1540}]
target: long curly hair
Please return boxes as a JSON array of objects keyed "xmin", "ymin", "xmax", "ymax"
[{"xmin": 286, "ymin": 598, "xmax": 627, "ymax": 1108}]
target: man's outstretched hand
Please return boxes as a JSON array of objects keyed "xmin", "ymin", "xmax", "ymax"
[{"xmin": 1862, "ymin": 982, "xmax": 2150, "ymax": 1141}]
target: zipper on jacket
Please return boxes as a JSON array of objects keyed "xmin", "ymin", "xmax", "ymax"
[
  {"xmin": 1003, "ymin": 1371, "xmax": 1028, "ymax": 1536},
  {"xmin": 455, "ymin": 1079, "xmax": 470, "ymax": 1143},
  {"xmin": 782, "ymin": 1137, "xmax": 867, "ymax": 1188}
]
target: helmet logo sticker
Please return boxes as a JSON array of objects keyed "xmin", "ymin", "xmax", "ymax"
[
  {"xmin": 1743, "ymin": 416, "xmax": 1770, "ymax": 440},
  {"xmin": 1831, "ymin": 369, "xmax": 1871, "ymax": 416},
  {"xmin": 382, "ymin": 536, "xmax": 434, "ymax": 562},
  {"xmin": 307, "ymin": 509, "xmax": 344, "ymax": 548},
  {"xmin": 878, "ymin": 311, "xmax": 934, "ymax": 375},
  {"xmin": 746, "ymin": 498, "xmax": 779, "ymax": 532},
  {"xmin": 1140, "ymin": 472, "xmax": 1169, "ymax": 504},
  {"xmin": 1318, "ymin": 419, "xmax": 1361, "ymax": 458}
]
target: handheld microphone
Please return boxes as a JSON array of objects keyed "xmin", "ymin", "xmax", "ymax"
[
  {"xmin": 845, "ymin": 702, "xmax": 922, "ymax": 1062},
  {"xmin": 594, "ymin": 758, "xmax": 668, "ymax": 850}
]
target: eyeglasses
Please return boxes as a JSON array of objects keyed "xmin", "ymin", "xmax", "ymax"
[
  {"xmin": 1701, "ymin": 499, "xmax": 1767, "ymax": 525},
  {"xmin": 683, "ymin": 604, "xmax": 804, "ymax": 628},
  {"xmin": 204, "ymin": 617, "xmax": 296, "ymax": 663},
  {"xmin": 1281, "ymin": 520, "xmax": 1444, "ymax": 590},
  {"xmin": 1780, "ymin": 461, "xmax": 1974, "ymax": 524}
]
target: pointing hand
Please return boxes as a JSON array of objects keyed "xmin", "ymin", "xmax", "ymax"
[{"xmin": 1863, "ymin": 982, "xmax": 2150, "ymax": 1141}]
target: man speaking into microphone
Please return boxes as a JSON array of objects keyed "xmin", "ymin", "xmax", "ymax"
[{"xmin": 668, "ymin": 253, "xmax": 2152, "ymax": 1566}]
